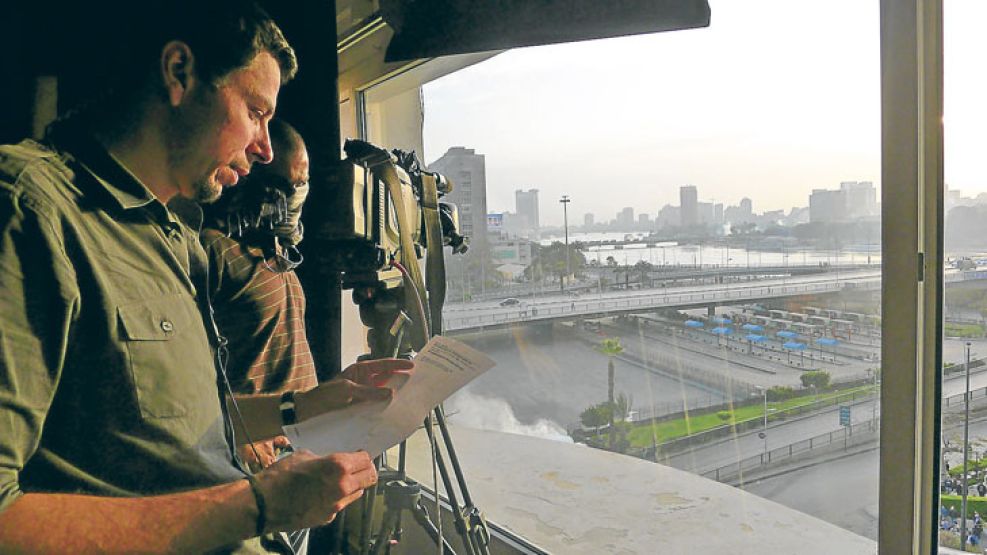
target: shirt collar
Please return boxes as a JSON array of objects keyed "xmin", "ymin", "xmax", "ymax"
[{"xmin": 48, "ymin": 122, "xmax": 159, "ymax": 212}]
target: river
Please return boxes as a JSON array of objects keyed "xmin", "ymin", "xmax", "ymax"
[{"xmin": 445, "ymin": 325, "xmax": 730, "ymax": 441}]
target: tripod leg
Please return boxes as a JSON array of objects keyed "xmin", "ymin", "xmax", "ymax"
[
  {"xmin": 423, "ymin": 413, "xmax": 479, "ymax": 555},
  {"xmin": 411, "ymin": 500, "xmax": 460, "ymax": 554},
  {"xmin": 359, "ymin": 471, "xmax": 381, "ymax": 555},
  {"xmin": 369, "ymin": 507, "xmax": 401, "ymax": 555}
]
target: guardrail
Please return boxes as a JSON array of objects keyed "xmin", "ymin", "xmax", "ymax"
[
  {"xmin": 694, "ymin": 378, "xmax": 986, "ymax": 482},
  {"xmin": 444, "ymin": 275, "xmax": 880, "ymax": 332},
  {"xmin": 701, "ymin": 421, "xmax": 880, "ymax": 483},
  {"xmin": 943, "ymin": 385, "xmax": 987, "ymax": 408}
]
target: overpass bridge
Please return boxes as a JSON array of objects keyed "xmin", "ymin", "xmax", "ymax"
[
  {"xmin": 442, "ymin": 266, "xmax": 987, "ymax": 333},
  {"xmin": 443, "ymin": 269, "xmax": 882, "ymax": 333},
  {"xmin": 451, "ymin": 263, "xmax": 875, "ymax": 303}
]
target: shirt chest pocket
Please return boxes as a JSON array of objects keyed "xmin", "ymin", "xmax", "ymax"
[{"xmin": 117, "ymin": 296, "xmax": 216, "ymax": 419}]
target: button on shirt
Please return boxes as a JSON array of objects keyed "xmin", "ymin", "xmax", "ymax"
[{"xmin": 0, "ymin": 130, "xmax": 281, "ymax": 553}]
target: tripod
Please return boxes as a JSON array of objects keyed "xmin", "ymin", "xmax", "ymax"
[
  {"xmin": 351, "ymin": 291, "xmax": 490, "ymax": 555},
  {"xmin": 361, "ymin": 408, "xmax": 489, "ymax": 555}
]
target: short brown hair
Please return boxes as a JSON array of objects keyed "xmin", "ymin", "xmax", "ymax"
[{"xmin": 64, "ymin": 0, "xmax": 297, "ymax": 125}]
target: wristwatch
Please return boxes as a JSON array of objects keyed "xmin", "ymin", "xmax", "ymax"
[{"xmin": 279, "ymin": 390, "xmax": 297, "ymax": 426}]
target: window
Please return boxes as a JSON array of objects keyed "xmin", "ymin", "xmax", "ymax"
[
  {"xmin": 938, "ymin": 0, "xmax": 987, "ymax": 551},
  {"xmin": 353, "ymin": 0, "xmax": 962, "ymax": 551}
]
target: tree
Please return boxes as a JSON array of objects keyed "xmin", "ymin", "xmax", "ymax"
[
  {"xmin": 598, "ymin": 338, "xmax": 624, "ymax": 449},
  {"xmin": 524, "ymin": 241, "xmax": 587, "ymax": 290},
  {"xmin": 579, "ymin": 403, "xmax": 610, "ymax": 430},
  {"xmin": 613, "ymin": 392, "xmax": 633, "ymax": 422},
  {"xmin": 800, "ymin": 370, "xmax": 831, "ymax": 390},
  {"xmin": 633, "ymin": 260, "xmax": 653, "ymax": 288}
]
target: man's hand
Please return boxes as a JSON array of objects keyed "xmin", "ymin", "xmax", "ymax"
[
  {"xmin": 294, "ymin": 379, "xmax": 389, "ymax": 422},
  {"xmin": 293, "ymin": 359, "xmax": 413, "ymax": 422},
  {"xmin": 341, "ymin": 358, "xmax": 414, "ymax": 388},
  {"xmin": 238, "ymin": 436, "xmax": 291, "ymax": 472},
  {"xmin": 254, "ymin": 450, "xmax": 377, "ymax": 532}
]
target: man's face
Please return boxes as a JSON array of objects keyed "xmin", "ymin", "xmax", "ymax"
[
  {"xmin": 169, "ymin": 51, "xmax": 281, "ymax": 203},
  {"xmin": 278, "ymin": 142, "xmax": 310, "ymax": 189}
]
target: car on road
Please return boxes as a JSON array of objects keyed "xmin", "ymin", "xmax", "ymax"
[{"xmin": 499, "ymin": 298, "xmax": 521, "ymax": 307}]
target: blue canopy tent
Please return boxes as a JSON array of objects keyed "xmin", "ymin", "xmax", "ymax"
[
  {"xmin": 741, "ymin": 323, "xmax": 763, "ymax": 332},
  {"xmin": 684, "ymin": 320, "xmax": 704, "ymax": 328},
  {"xmin": 776, "ymin": 330, "xmax": 799, "ymax": 339},
  {"xmin": 815, "ymin": 337, "xmax": 839, "ymax": 361},
  {"xmin": 710, "ymin": 326, "xmax": 732, "ymax": 346},
  {"xmin": 745, "ymin": 333, "xmax": 766, "ymax": 354},
  {"xmin": 783, "ymin": 341, "xmax": 807, "ymax": 365},
  {"xmin": 711, "ymin": 316, "xmax": 732, "ymax": 325}
]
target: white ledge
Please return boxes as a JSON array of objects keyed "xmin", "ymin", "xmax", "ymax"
[{"xmin": 394, "ymin": 424, "xmax": 876, "ymax": 554}]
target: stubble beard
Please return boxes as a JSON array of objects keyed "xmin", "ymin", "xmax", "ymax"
[{"xmin": 192, "ymin": 174, "xmax": 224, "ymax": 204}]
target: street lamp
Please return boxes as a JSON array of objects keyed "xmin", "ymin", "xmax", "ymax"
[
  {"xmin": 962, "ymin": 341, "xmax": 972, "ymax": 548},
  {"xmin": 560, "ymin": 195, "xmax": 571, "ymax": 290},
  {"xmin": 754, "ymin": 386, "xmax": 768, "ymax": 457}
]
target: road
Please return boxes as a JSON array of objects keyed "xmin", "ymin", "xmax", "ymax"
[
  {"xmin": 664, "ymin": 369, "xmax": 987, "ymax": 477},
  {"xmin": 744, "ymin": 447, "xmax": 880, "ymax": 541},
  {"xmin": 443, "ymin": 270, "xmax": 882, "ymax": 331},
  {"xmin": 742, "ymin": 413, "xmax": 987, "ymax": 543},
  {"xmin": 662, "ymin": 396, "xmax": 879, "ymax": 475}
]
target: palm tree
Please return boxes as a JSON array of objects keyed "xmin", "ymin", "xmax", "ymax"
[{"xmin": 599, "ymin": 338, "xmax": 624, "ymax": 449}]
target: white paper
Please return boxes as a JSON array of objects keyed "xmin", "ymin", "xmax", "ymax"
[{"xmin": 283, "ymin": 336, "xmax": 495, "ymax": 457}]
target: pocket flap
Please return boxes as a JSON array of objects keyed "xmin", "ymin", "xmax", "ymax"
[{"xmin": 117, "ymin": 299, "xmax": 183, "ymax": 341}]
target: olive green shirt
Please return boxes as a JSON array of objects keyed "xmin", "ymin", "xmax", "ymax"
[{"xmin": 0, "ymin": 130, "xmax": 285, "ymax": 553}]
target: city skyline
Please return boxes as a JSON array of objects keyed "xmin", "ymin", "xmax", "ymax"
[{"xmin": 423, "ymin": 0, "xmax": 986, "ymax": 226}]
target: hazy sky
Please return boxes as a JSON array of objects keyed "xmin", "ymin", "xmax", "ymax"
[{"xmin": 422, "ymin": 0, "xmax": 986, "ymax": 226}]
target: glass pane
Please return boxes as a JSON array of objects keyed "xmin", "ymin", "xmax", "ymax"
[
  {"xmin": 939, "ymin": 1, "xmax": 987, "ymax": 552},
  {"xmin": 364, "ymin": 1, "xmax": 883, "ymax": 552}
]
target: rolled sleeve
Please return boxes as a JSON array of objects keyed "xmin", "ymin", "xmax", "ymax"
[{"xmin": 0, "ymin": 187, "xmax": 79, "ymax": 514}]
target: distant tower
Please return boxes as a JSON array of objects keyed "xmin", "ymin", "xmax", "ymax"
[
  {"xmin": 515, "ymin": 188, "xmax": 540, "ymax": 235},
  {"xmin": 429, "ymin": 147, "xmax": 487, "ymax": 251},
  {"xmin": 680, "ymin": 185, "xmax": 698, "ymax": 226},
  {"xmin": 740, "ymin": 197, "xmax": 753, "ymax": 217},
  {"xmin": 584, "ymin": 213, "xmax": 595, "ymax": 226}
]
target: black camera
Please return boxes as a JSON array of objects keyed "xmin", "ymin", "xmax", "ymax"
[{"xmin": 307, "ymin": 139, "xmax": 468, "ymax": 288}]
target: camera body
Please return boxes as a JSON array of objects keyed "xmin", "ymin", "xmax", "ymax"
[{"xmin": 306, "ymin": 139, "xmax": 467, "ymax": 289}]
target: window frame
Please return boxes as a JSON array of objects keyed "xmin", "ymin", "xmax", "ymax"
[
  {"xmin": 878, "ymin": 0, "xmax": 943, "ymax": 553},
  {"xmin": 345, "ymin": 2, "xmax": 950, "ymax": 551}
]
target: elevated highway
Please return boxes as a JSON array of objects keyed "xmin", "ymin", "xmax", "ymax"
[{"xmin": 443, "ymin": 269, "xmax": 882, "ymax": 333}]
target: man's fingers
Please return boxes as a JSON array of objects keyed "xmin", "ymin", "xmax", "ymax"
[
  {"xmin": 348, "ymin": 462, "xmax": 379, "ymax": 490},
  {"xmin": 350, "ymin": 383, "xmax": 393, "ymax": 403},
  {"xmin": 333, "ymin": 489, "xmax": 366, "ymax": 513},
  {"xmin": 372, "ymin": 370, "xmax": 412, "ymax": 388},
  {"xmin": 369, "ymin": 358, "xmax": 414, "ymax": 371},
  {"xmin": 273, "ymin": 435, "xmax": 292, "ymax": 449}
]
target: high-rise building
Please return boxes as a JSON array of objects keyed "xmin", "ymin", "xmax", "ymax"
[
  {"xmin": 656, "ymin": 204, "xmax": 680, "ymax": 229},
  {"xmin": 617, "ymin": 207, "xmax": 635, "ymax": 228},
  {"xmin": 515, "ymin": 189, "xmax": 540, "ymax": 236},
  {"xmin": 809, "ymin": 189, "xmax": 846, "ymax": 223},
  {"xmin": 429, "ymin": 147, "xmax": 487, "ymax": 251},
  {"xmin": 724, "ymin": 197, "xmax": 754, "ymax": 225},
  {"xmin": 809, "ymin": 181, "xmax": 878, "ymax": 223},
  {"xmin": 638, "ymin": 213, "xmax": 651, "ymax": 225},
  {"xmin": 583, "ymin": 213, "xmax": 594, "ymax": 227},
  {"xmin": 841, "ymin": 181, "xmax": 878, "ymax": 218},
  {"xmin": 680, "ymin": 185, "xmax": 698, "ymax": 226}
]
